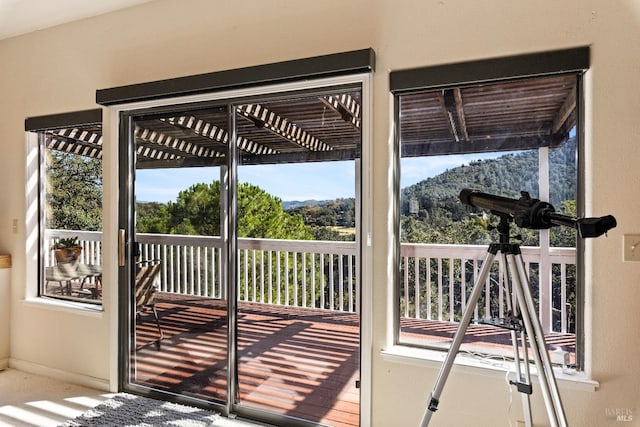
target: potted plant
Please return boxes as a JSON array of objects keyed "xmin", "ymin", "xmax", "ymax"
[{"xmin": 52, "ymin": 237, "xmax": 83, "ymax": 264}]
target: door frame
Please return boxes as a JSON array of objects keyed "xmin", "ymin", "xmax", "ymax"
[{"xmin": 109, "ymin": 73, "xmax": 373, "ymax": 425}]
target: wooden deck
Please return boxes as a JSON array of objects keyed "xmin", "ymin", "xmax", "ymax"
[
  {"xmin": 132, "ymin": 293, "xmax": 575, "ymax": 427},
  {"xmin": 401, "ymin": 317, "xmax": 576, "ymax": 361},
  {"xmin": 133, "ymin": 293, "xmax": 360, "ymax": 426}
]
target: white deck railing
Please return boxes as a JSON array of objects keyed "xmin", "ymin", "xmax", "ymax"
[
  {"xmin": 400, "ymin": 243, "xmax": 576, "ymax": 334},
  {"xmin": 134, "ymin": 233, "xmax": 359, "ymax": 312},
  {"xmin": 45, "ymin": 230, "xmax": 576, "ymax": 333}
]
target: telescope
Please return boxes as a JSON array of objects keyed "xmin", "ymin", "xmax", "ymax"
[{"xmin": 459, "ymin": 188, "xmax": 616, "ymax": 238}]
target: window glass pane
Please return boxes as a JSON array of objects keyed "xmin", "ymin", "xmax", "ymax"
[
  {"xmin": 397, "ymin": 74, "xmax": 579, "ymax": 365},
  {"xmin": 235, "ymin": 88, "xmax": 361, "ymax": 423},
  {"xmin": 130, "ymin": 104, "xmax": 229, "ymax": 402},
  {"xmin": 41, "ymin": 127, "xmax": 103, "ymax": 303}
]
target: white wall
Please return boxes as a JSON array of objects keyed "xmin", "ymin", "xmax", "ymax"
[{"xmin": 0, "ymin": 0, "xmax": 638, "ymax": 425}]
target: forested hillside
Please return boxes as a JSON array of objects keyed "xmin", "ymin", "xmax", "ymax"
[
  {"xmin": 401, "ymin": 138, "xmax": 576, "ymax": 222},
  {"xmin": 399, "ymin": 139, "xmax": 577, "ymax": 245},
  {"xmin": 285, "ymin": 198, "xmax": 356, "ymax": 241}
]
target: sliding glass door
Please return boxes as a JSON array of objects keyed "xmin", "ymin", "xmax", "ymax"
[
  {"xmin": 124, "ymin": 104, "xmax": 230, "ymax": 404},
  {"xmin": 233, "ymin": 90, "xmax": 362, "ymax": 426},
  {"xmin": 119, "ymin": 79, "xmax": 365, "ymax": 426}
]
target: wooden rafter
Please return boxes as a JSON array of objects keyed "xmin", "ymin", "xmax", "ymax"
[
  {"xmin": 438, "ymin": 89, "xmax": 470, "ymax": 142},
  {"xmin": 320, "ymin": 94, "xmax": 361, "ymax": 130},
  {"xmin": 164, "ymin": 116, "xmax": 277, "ymax": 155},
  {"xmin": 53, "ymin": 127, "xmax": 103, "ymax": 146},
  {"xmin": 46, "ymin": 128, "xmax": 103, "ymax": 158},
  {"xmin": 552, "ymin": 86, "xmax": 576, "ymax": 134},
  {"xmin": 402, "ymin": 133, "xmax": 555, "ymax": 157},
  {"xmin": 438, "ymin": 90, "xmax": 459, "ymax": 142},
  {"xmin": 134, "ymin": 126, "xmax": 224, "ymax": 161},
  {"xmin": 236, "ymin": 104, "xmax": 333, "ymax": 152},
  {"xmin": 46, "ymin": 136, "xmax": 103, "ymax": 159},
  {"xmin": 453, "ymin": 88, "xmax": 469, "ymax": 141}
]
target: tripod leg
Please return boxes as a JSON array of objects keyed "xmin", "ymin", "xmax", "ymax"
[
  {"xmin": 499, "ymin": 253, "xmax": 533, "ymax": 427},
  {"xmin": 420, "ymin": 251, "xmax": 496, "ymax": 427},
  {"xmin": 507, "ymin": 253, "xmax": 567, "ymax": 427}
]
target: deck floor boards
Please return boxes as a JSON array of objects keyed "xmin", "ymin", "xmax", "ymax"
[
  {"xmin": 133, "ymin": 293, "xmax": 360, "ymax": 426},
  {"xmin": 132, "ymin": 293, "xmax": 575, "ymax": 426}
]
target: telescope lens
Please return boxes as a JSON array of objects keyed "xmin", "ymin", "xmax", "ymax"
[{"xmin": 459, "ymin": 189, "xmax": 476, "ymax": 207}]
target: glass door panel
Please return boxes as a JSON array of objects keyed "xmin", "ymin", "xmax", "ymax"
[
  {"xmin": 120, "ymin": 81, "xmax": 366, "ymax": 427},
  {"xmin": 234, "ymin": 88, "xmax": 362, "ymax": 426},
  {"xmin": 127, "ymin": 104, "xmax": 230, "ymax": 405}
]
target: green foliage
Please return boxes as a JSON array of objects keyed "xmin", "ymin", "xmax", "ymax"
[
  {"xmin": 164, "ymin": 182, "xmax": 221, "ymax": 236},
  {"xmin": 308, "ymin": 226, "xmax": 348, "ymax": 241},
  {"xmin": 237, "ymin": 183, "xmax": 313, "ymax": 239},
  {"xmin": 46, "ymin": 151, "xmax": 102, "ymax": 231},
  {"xmin": 136, "ymin": 202, "xmax": 169, "ymax": 233},
  {"xmin": 287, "ymin": 199, "xmax": 355, "ymax": 226},
  {"xmin": 138, "ymin": 181, "xmax": 313, "ymax": 240},
  {"xmin": 286, "ymin": 198, "xmax": 356, "ymax": 241},
  {"xmin": 400, "ymin": 137, "xmax": 577, "ymax": 246}
]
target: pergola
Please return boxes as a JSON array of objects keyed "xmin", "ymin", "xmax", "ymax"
[{"xmin": 40, "ymin": 73, "xmax": 577, "ymax": 167}]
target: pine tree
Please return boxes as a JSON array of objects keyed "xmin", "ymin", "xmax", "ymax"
[{"xmin": 46, "ymin": 151, "xmax": 102, "ymax": 231}]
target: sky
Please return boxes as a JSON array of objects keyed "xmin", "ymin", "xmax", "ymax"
[{"xmin": 135, "ymin": 152, "xmax": 505, "ymax": 204}]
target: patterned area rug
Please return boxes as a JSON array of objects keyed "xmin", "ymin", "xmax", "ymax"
[{"xmin": 61, "ymin": 393, "xmax": 221, "ymax": 426}]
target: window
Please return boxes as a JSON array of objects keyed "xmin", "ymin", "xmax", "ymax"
[
  {"xmin": 391, "ymin": 48, "xmax": 588, "ymax": 368},
  {"xmin": 25, "ymin": 110, "xmax": 103, "ymax": 305}
]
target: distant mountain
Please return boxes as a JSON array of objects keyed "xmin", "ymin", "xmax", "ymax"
[
  {"xmin": 282, "ymin": 199, "xmax": 330, "ymax": 210},
  {"xmin": 401, "ymin": 138, "xmax": 577, "ymax": 221}
]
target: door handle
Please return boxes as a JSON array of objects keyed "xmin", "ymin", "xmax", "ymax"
[{"xmin": 119, "ymin": 229, "xmax": 126, "ymax": 266}]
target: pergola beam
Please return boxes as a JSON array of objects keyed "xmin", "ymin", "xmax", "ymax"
[
  {"xmin": 237, "ymin": 104, "xmax": 333, "ymax": 152},
  {"xmin": 453, "ymin": 88, "xmax": 469, "ymax": 141},
  {"xmin": 46, "ymin": 136, "xmax": 103, "ymax": 159},
  {"xmin": 552, "ymin": 86, "xmax": 576, "ymax": 134},
  {"xmin": 164, "ymin": 116, "xmax": 277, "ymax": 155},
  {"xmin": 438, "ymin": 89, "xmax": 470, "ymax": 143},
  {"xmin": 53, "ymin": 127, "xmax": 103, "ymax": 146},
  {"xmin": 134, "ymin": 125, "xmax": 224, "ymax": 161},
  {"xmin": 46, "ymin": 128, "xmax": 103, "ymax": 158},
  {"xmin": 320, "ymin": 94, "xmax": 361, "ymax": 130},
  {"xmin": 401, "ymin": 134, "xmax": 557, "ymax": 157}
]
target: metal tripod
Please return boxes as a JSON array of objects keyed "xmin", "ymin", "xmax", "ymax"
[{"xmin": 420, "ymin": 216, "xmax": 567, "ymax": 427}]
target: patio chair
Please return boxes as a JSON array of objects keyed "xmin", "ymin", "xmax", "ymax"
[{"xmin": 135, "ymin": 260, "xmax": 164, "ymax": 346}]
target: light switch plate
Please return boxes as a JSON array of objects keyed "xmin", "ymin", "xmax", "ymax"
[{"xmin": 623, "ymin": 234, "xmax": 640, "ymax": 262}]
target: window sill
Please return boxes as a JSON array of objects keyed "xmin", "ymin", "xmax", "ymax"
[
  {"xmin": 381, "ymin": 345, "xmax": 599, "ymax": 392},
  {"xmin": 22, "ymin": 297, "xmax": 104, "ymax": 316}
]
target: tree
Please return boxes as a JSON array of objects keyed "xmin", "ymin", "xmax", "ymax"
[
  {"xmin": 140, "ymin": 181, "xmax": 314, "ymax": 240},
  {"xmin": 165, "ymin": 182, "xmax": 222, "ymax": 236},
  {"xmin": 236, "ymin": 183, "xmax": 312, "ymax": 239},
  {"xmin": 550, "ymin": 200, "xmax": 577, "ymax": 247},
  {"xmin": 46, "ymin": 151, "xmax": 102, "ymax": 231},
  {"xmin": 136, "ymin": 202, "xmax": 169, "ymax": 233}
]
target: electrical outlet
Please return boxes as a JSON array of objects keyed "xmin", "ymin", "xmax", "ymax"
[
  {"xmin": 516, "ymin": 421, "xmax": 526, "ymax": 427},
  {"xmin": 11, "ymin": 219, "xmax": 17, "ymax": 234},
  {"xmin": 623, "ymin": 234, "xmax": 640, "ymax": 262}
]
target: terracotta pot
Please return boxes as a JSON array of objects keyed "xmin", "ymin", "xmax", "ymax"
[{"xmin": 54, "ymin": 247, "xmax": 82, "ymax": 264}]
